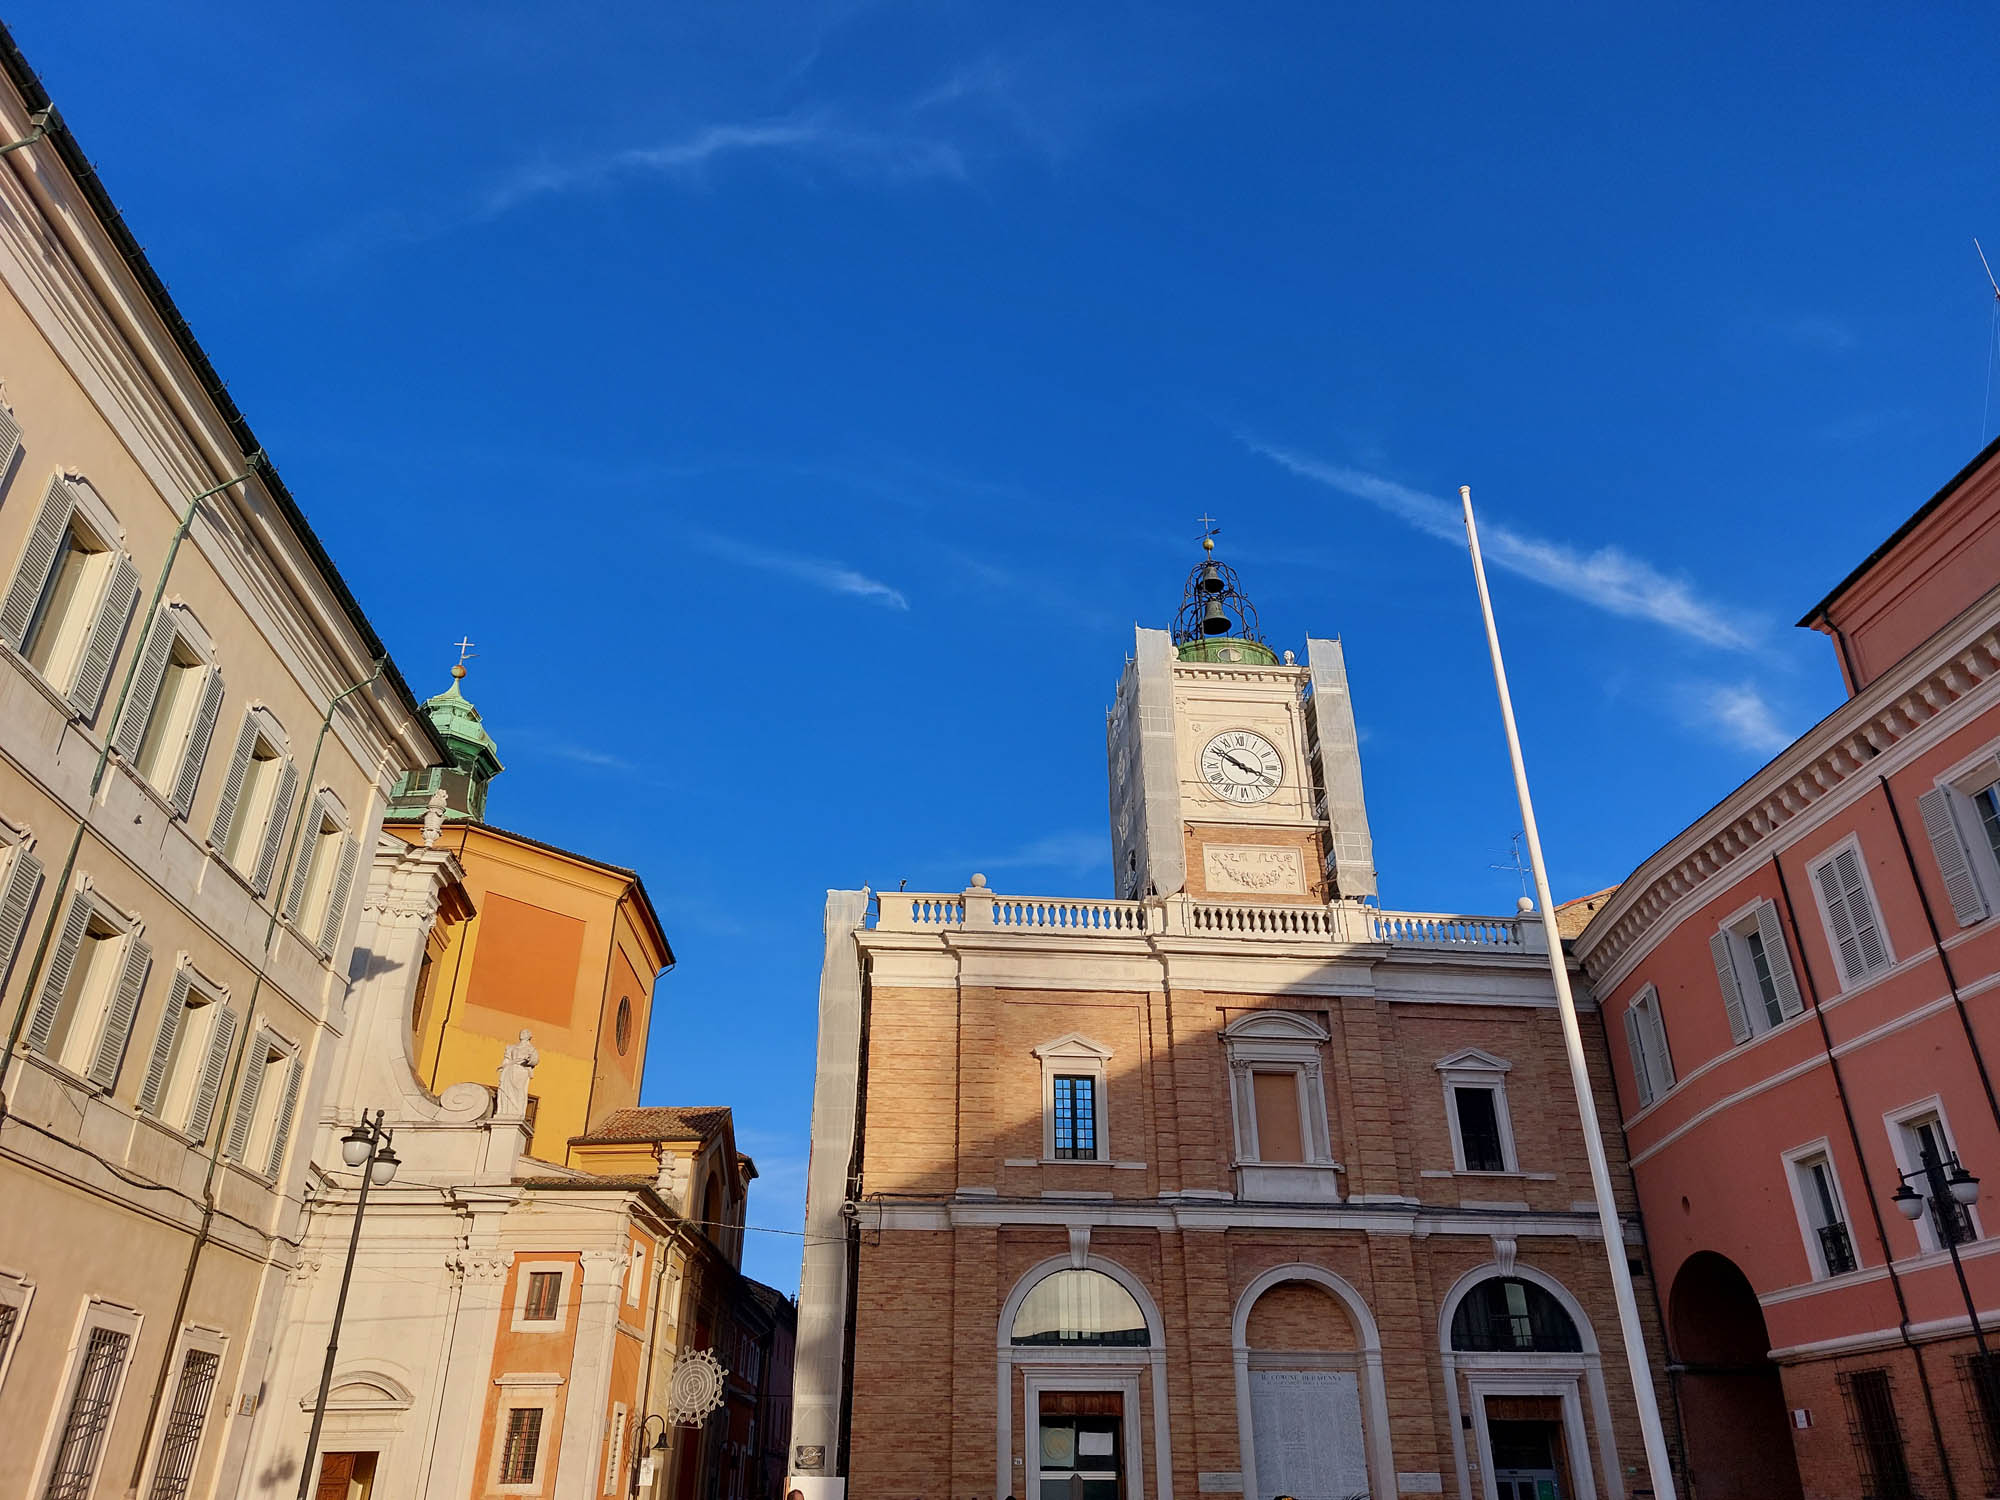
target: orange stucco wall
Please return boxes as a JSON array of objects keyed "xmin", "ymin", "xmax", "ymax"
[{"xmin": 475, "ymin": 1255, "xmax": 585, "ymax": 1499}]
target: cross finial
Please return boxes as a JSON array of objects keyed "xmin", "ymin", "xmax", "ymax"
[
  {"xmin": 452, "ymin": 636, "xmax": 477, "ymax": 682},
  {"xmin": 1196, "ymin": 513, "xmax": 1220, "ymax": 554}
]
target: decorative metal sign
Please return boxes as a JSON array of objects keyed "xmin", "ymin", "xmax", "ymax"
[{"xmin": 665, "ymin": 1349, "xmax": 726, "ymax": 1426}]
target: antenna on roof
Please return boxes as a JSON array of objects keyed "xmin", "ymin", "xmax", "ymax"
[{"xmin": 1979, "ymin": 239, "xmax": 2000, "ymax": 445}]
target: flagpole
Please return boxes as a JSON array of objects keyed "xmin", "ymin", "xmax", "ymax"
[{"xmin": 1459, "ymin": 484, "xmax": 1680, "ymax": 1500}]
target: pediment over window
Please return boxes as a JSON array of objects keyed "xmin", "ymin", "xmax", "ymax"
[
  {"xmin": 305, "ymin": 1369, "xmax": 414, "ymax": 1412},
  {"xmin": 1032, "ymin": 1033, "xmax": 1114, "ymax": 1063},
  {"xmin": 1222, "ymin": 1010, "xmax": 1328, "ymax": 1044},
  {"xmin": 1435, "ymin": 1047, "xmax": 1511, "ymax": 1075}
]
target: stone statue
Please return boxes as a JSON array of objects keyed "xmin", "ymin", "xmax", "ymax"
[
  {"xmin": 497, "ymin": 1029, "xmax": 538, "ymax": 1119},
  {"xmin": 422, "ymin": 785, "xmax": 449, "ymax": 847}
]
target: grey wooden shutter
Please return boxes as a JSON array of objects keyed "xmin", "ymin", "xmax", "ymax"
[
  {"xmin": 1644, "ymin": 996, "xmax": 1676, "ymax": 1092},
  {"xmin": 111, "ymin": 608, "xmax": 175, "ymax": 763},
  {"xmin": 1710, "ymin": 931, "xmax": 1751, "ymax": 1044},
  {"xmin": 0, "ymin": 476, "xmax": 72, "ymax": 648},
  {"xmin": 1917, "ymin": 787, "xmax": 1988, "ymax": 926},
  {"xmin": 253, "ymin": 761, "xmax": 299, "ymax": 897},
  {"xmin": 1833, "ymin": 846, "xmax": 1889, "ymax": 973},
  {"xmin": 224, "ymin": 1030, "xmax": 268, "ymax": 1161},
  {"xmin": 1623, "ymin": 1004, "xmax": 1654, "ymax": 1107},
  {"xmin": 170, "ymin": 669, "xmax": 225, "ymax": 820},
  {"xmin": 208, "ymin": 713, "xmax": 260, "ymax": 848},
  {"xmin": 263, "ymin": 1051, "xmax": 303, "ymax": 1179},
  {"xmin": 70, "ymin": 553, "xmax": 140, "ymax": 721},
  {"xmin": 0, "ymin": 846, "xmax": 44, "ymax": 982},
  {"xmin": 318, "ymin": 834, "xmax": 359, "ymax": 954},
  {"xmin": 185, "ymin": 1005, "xmax": 236, "ymax": 1145},
  {"xmin": 1815, "ymin": 856, "xmax": 1864, "ymax": 981},
  {"xmin": 86, "ymin": 935, "xmax": 151, "ymax": 1089},
  {"xmin": 0, "ymin": 402, "xmax": 20, "ymax": 479},
  {"xmin": 1756, "ymin": 901, "xmax": 1804, "ymax": 1020},
  {"xmin": 283, "ymin": 793, "xmax": 325, "ymax": 923},
  {"xmin": 25, "ymin": 893, "xmax": 92, "ymax": 1053},
  {"xmin": 138, "ymin": 968, "xmax": 193, "ymax": 1115}
]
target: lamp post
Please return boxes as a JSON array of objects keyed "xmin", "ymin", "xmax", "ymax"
[
  {"xmin": 1890, "ymin": 1145, "xmax": 1988, "ymax": 1363},
  {"xmin": 295, "ymin": 1110, "xmax": 400, "ymax": 1500},
  {"xmin": 628, "ymin": 1414, "xmax": 671, "ymax": 1497}
]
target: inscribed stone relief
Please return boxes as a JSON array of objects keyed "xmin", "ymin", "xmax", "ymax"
[
  {"xmin": 1250, "ymin": 1368, "xmax": 1369, "ymax": 1500},
  {"xmin": 1205, "ymin": 845, "xmax": 1306, "ymax": 896}
]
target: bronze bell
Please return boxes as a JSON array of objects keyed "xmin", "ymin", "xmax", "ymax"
[
  {"xmin": 1198, "ymin": 561, "xmax": 1224, "ymax": 594},
  {"xmin": 1201, "ymin": 598, "xmax": 1231, "ymax": 635}
]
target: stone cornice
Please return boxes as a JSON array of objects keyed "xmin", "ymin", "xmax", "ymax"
[{"xmin": 1576, "ymin": 593, "xmax": 2000, "ymax": 981}]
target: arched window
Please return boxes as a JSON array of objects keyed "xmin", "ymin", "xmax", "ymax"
[
  {"xmin": 1009, "ymin": 1270, "xmax": 1149, "ymax": 1347},
  {"xmin": 701, "ymin": 1174, "xmax": 724, "ymax": 1241},
  {"xmin": 1449, "ymin": 1277, "xmax": 1581, "ymax": 1353}
]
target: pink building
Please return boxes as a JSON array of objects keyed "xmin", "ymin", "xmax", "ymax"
[{"xmin": 1575, "ymin": 434, "xmax": 2000, "ymax": 1498}]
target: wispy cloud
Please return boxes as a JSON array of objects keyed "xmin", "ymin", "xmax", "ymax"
[
  {"xmin": 1246, "ymin": 440, "xmax": 1761, "ymax": 652},
  {"xmin": 480, "ymin": 115, "xmax": 965, "ymax": 218},
  {"xmin": 698, "ymin": 533, "xmax": 909, "ymax": 610},
  {"xmin": 1684, "ymin": 680, "xmax": 1793, "ymax": 755}
]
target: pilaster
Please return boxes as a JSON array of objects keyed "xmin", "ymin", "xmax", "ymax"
[{"xmin": 553, "ymin": 1248, "xmax": 628, "ymax": 1500}]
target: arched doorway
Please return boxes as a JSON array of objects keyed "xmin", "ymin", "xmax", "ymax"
[
  {"xmin": 1230, "ymin": 1266, "xmax": 1394, "ymax": 1500},
  {"xmin": 1668, "ymin": 1251, "xmax": 1803, "ymax": 1500}
]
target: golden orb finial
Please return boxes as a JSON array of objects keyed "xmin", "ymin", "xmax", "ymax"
[
  {"xmin": 1202, "ymin": 535, "xmax": 1215, "ymax": 553},
  {"xmin": 451, "ymin": 663, "xmax": 466, "ymax": 680}
]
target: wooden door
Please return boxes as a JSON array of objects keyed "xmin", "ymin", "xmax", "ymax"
[{"xmin": 313, "ymin": 1454, "xmax": 355, "ymax": 1500}]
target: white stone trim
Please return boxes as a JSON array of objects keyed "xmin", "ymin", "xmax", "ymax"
[
  {"xmin": 1779, "ymin": 1136, "xmax": 1860, "ymax": 1280},
  {"xmin": 1222, "ymin": 1011, "xmax": 1340, "ymax": 1202},
  {"xmin": 1883, "ymin": 1094, "xmax": 1983, "ymax": 1251},
  {"xmin": 1033, "ymin": 1033, "xmax": 1113, "ymax": 1162},
  {"xmin": 1806, "ymin": 831, "xmax": 1896, "ymax": 991},
  {"xmin": 134, "ymin": 1321, "xmax": 229, "ymax": 1500},
  {"xmin": 1436, "ymin": 1048, "xmax": 1519, "ymax": 1174},
  {"xmin": 511, "ymin": 1260, "xmax": 572, "ymax": 1333},
  {"xmin": 25, "ymin": 1296, "xmax": 143, "ymax": 1500},
  {"xmin": 489, "ymin": 1388, "xmax": 560, "ymax": 1495},
  {"xmin": 0, "ymin": 1265, "xmax": 35, "ymax": 1397}
]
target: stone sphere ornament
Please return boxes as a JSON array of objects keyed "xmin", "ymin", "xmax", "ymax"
[{"xmin": 666, "ymin": 1349, "xmax": 727, "ymax": 1426}]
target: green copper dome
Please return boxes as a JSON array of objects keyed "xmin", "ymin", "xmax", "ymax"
[
  {"xmin": 1175, "ymin": 636, "xmax": 1280, "ymax": 665},
  {"xmin": 387, "ymin": 667, "xmax": 504, "ymax": 824}
]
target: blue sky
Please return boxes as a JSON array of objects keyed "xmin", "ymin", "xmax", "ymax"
[{"xmin": 16, "ymin": 2, "xmax": 2000, "ymax": 1291}]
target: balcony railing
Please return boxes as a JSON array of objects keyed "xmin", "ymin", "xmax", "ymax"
[
  {"xmin": 872, "ymin": 887, "xmax": 1545, "ymax": 954},
  {"xmin": 1818, "ymin": 1220, "xmax": 1858, "ymax": 1276}
]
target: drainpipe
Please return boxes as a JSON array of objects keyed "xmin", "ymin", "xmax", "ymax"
[
  {"xmin": 1877, "ymin": 773, "xmax": 2000, "ymax": 1136},
  {"xmin": 0, "ymin": 456, "xmax": 261, "ymax": 1117},
  {"xmin": 0, "ymin": 106, "xmax": 53, "ymax": 155},
  {"xmin": 123, "ymin": 657, "xmax": 386, "ymax": 1494},
  {"xmin": 1773, "ymin": 855, "xmax": 1961, "ymax": 1499}
]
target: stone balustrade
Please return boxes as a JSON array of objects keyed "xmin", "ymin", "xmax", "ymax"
[{"xmin": 872, "ymin": 886, "xmax": 1545, "ymax": 954}]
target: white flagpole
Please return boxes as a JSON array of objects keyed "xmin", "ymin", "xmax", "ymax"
[{"xmin": 1459, "ymin": 484, "xmax": 1680, "ymax": 1500}]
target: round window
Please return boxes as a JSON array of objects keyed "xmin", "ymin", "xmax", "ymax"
[{"xmin": 615, "ymin": 996, "xmax": 632, "ymax": 1055}]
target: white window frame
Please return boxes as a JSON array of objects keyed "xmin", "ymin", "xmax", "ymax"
[
  {"xmin": 625, "ymin": 1243, "xmax": 647, "ymax": 1310},
  {"xmin": 1781, "ymin": 1138, "xmax": 1861, "ymax": 1280},
  {"xmin": 1918, "ymin": 753, "xmax": 2000, "ymax": 928},
  {"xmin": 0, "ymin": 1265, "xmax": 34, "ymax": 1398},
  {"xmin": 1711, "ymin": 897, "xmax": 1805, "ymax": 1044},
  {"xmin": 0, "ymin": 813, "xmax": 45, "ymax": 993},
  {"xmin": 27, "ymin": 1297, "xmax": 144, "ymax": 1500},
  {"xmin": 1, "ymin": 473, "xmax": 138, "ymax": 716},
  {"xmin": 1885, "ymin": 1097, "xmax": 1983, "ymax": 1253},
  {"xmin": 136, "ymin": 957, "xmax": 233, "ymax": 1137},
  {"xmin": 602, "ymin": 1400, "xmax": 628, "ymax": 1495},
  {"xmin": 490, "ymin": 1386, "xmax": 561, "ymax": 1495},
  {"xmin": 134, "ymin": 1321, "xmax": 228, "ymax": 1500},
  {"xmin": 1032, "ymin": 1034, "xmax": 1112, "ymax": 1163},
  {"xmin": 1222, "ymin": 1011, "xmax": 1341, "ymax": 1204},
  {"xmin": 1623, "ymin": 985, "xmax": 1675, "ymax": 1108},
  {"xmin": 511, "ymin": 1260, "xmax": 573, "ymax": 1333},
  {"xmin": 207, "ymin": 705, "xmax": 296, "ymax": 896},
  {"xmin": 281, "ymin": 787, "xmax": 357, "ymax": 956},
  {"xmin": 1436, "ymin": 1048, "xmax": 1519, "ymax": 1174},
  {"xmin": 224, "ymin": 1027, "xmax": 301, "ymax": 1180},
  {"xmin": 111, "ymin": 599, "xmax": 223, "ymax": 820},
  {"xmin": 1808, "ymin": 833, "xmax": 1896, "ymax": 991}
]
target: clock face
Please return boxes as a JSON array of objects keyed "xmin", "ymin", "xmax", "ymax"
[{"xmin": 1200, "ymin": 729, "xmax": 1283, "ymax": 803}]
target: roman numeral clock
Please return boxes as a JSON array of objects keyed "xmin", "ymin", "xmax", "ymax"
[{"xmin": 1199, "ymin": 729, "xmax": 1283, "ymax": 803}]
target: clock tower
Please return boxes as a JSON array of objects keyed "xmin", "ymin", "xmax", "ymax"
[{"xmin": 1107, "ymin": 536, "xmax": 1376, "ymax": 903}]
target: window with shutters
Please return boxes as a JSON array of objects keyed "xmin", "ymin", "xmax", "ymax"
[
  {"xmin": 0, "ymin": 394, "xmax": 20, "ymax": 479},
  {"xmin": 141, "ymin": 1333, "xmax": 223, "ymax": 1500},
  {"xmin": 1221, "ymin": 1011, "xmax": 1340, "ymax": 1199},
  {"xmin": 1711, "ymin": 898, "xmax": 1806, "ymax": 1044},
  {"xmin": 112, "ymin": 604, "xmax": 223, "ymax": 820},
  {"xmin": 2, "ymin": 476, "xmax": 138, "ymax": 719},
  {"xmin": 1622, "ymin": 985, "xmax": 1675, "ymax": 1108},
  {"xmin": 1784, "ymin": 1142, "xmax": 1859, "ymax": 1278},
  {"xmin": 137, "ymin": 963, "xmax": 235, "ymax": 1140},
  {"xmin": 0, "ymin": 1268, "xmax": 33, "ymax": 1397},
  {"xmin": 281, "ymin": 791, "xmax": 357, "ymax": 957},
  {"xmin": 1437, "ymin": 1048, "xmax": 1518, "ymax": 1173},
  {"xmin": 603, "ymin": 1401, "xmax": 628, "ymax": 1495},
  {"xmin": 37, "ymin": 1301, "xmax": 140, "ymax": 1500},
  {"xmin": 25, "ymin": 887, "xmax": 152, "ymax": 1092},
  {"xmin": 0, "ymin": 825, "xmax": 45, "ymax": 995},
  {"xmin": 227, "ymin": 1030, "xmax": 300, "ymax": 1180},
  {"xmin": 1809, "ymin": 838, "xmax": 1894, "ymax": 989},
  {"xmin": 1033, "ymin": 1034, "xmax": 1113, "ymax": 1162}
]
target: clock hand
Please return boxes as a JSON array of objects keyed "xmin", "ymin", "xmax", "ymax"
[{"xmin": 1218, "ymin": 750, "xmax": 1258, "ymax": 775}]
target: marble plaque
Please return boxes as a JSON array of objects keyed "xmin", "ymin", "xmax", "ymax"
[
  {"xmin": 1250, "ymin": 1369, "xmax": 1369, "ymax": 1500},
  {"xmin": 1204, "ymin": 844, "xmax": 1306, "ymax": 895}
]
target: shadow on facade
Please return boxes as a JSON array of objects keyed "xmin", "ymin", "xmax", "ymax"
[{"xmin": 1668, "ymin": 1251, "xmax": 1803, "ymax": 1500}]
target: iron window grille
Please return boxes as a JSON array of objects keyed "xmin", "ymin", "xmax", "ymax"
[
  {"xmin": 145, "ymin": 1348, "xmax": 220, "ymax": 1500},
  {"xmin": 44, "ymin": 1325, "xmax": 132, "ymax": 1500},
  {"xmin": 523, "ymin": 1271, "xmax": 562, "ymax": 1321},
  {"xmin": 500, "ymin": 1407, "xmax": 543, "ymax": 1485},
  {"xmin": 1841, "ymin": 1368, "xmax": 1914, "ymax": 1500},
  {"xmin": 1448, "ymin": 1278, "xmax": 1583, "ymax": 1354},
  {"xmin": 0, "ymin": 1301, "xmax": 16, "ymax": 1369},
  {"xmin": 1052, "ymin": 1075, "xmax": 1098, "ymax": 1160},
  {"xmin": 1962, "ymin": 1351, "xmax": 2000, "ymax": 1486},
  {"xmin": 1818, "ymin": 1221, "xmax": 1858, "ymax": 1276}
]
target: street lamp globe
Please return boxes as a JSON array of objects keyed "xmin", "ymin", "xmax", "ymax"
[
  {"xmin": 1892, "ymin": 1183, "xmax": 1926, "ymax": 1221},
  {"xmin": 1950, "ymin": 1165, "xmax": 1981, "ymax": 1207},
  {"xmin": 340, "ymin": 1124, "xmax": 372, "ymax": 1168},
  {"xmin": 370, "ymin": 1143, "xmax": 400, "ymax": 1186}
]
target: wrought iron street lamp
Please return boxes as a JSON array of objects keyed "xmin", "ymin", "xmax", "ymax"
[
  {"xmin": 296, "ymin": 1110, "xmax": 399, "ymax": 1500},
  {"xmin": 628, "ymin": 1413, "xmax": 671, "ymax": 1497},
  {"xmin": 1889, "ymin": 1145, "xmax": 1988, "ymax": 1363}
]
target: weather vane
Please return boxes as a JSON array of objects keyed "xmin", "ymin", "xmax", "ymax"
[
  {"xmin": 452, "ymin": 636, "xmax": 477, "ymax": 682},
  {"xmin": 1196, "ymin": 513, "xmax": 1221, "ymax": 552}
]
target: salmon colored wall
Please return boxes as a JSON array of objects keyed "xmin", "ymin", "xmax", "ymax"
[
  {"xmin": 468, "ymin": 893, "xmax": 588, "ymax": 1028},
  {"xmin": 473, "ymin": 1254, "xmax": 585, "ymax": 1499}
]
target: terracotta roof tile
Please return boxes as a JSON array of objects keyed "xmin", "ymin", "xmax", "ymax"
[{"xmin": 571, "ymin": 1105, "xmax": 733, "ymax": 1146}]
